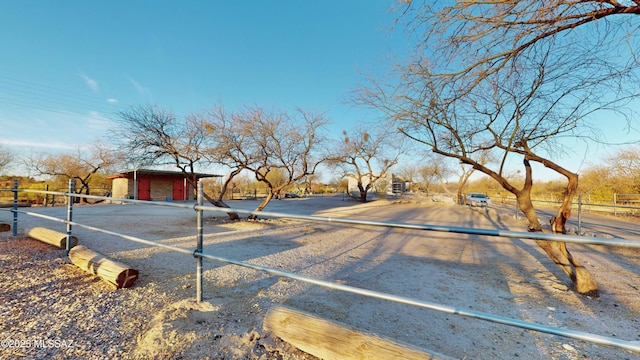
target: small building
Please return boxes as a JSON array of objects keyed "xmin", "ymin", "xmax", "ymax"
[
  {"xmin": 347, "ymin": 173, "xmax": 406, "ymax": 197},
  {"xmin": 107, "ymin": 169, "xmax": 221, "ymax": 201}
]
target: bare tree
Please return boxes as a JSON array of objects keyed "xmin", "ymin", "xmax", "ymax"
[
  {"xmin": 237, "ymin": 107, "xmax": 328, "ymax": 216},
  {"xmin": 419, "ymin": 155, "xmax": 456, "ymax": 196},
  {"xmin": 404, "ymin": 156, "xmax": 453, "ymax": 195},
  {"xmin": 385, "ymin": 1, "xmax": 640, "ymax": 298},
  {"xmin": 605, "ymin": 146, "xmax": 640, "ymax": 193},
  {"xmin": 329, "ymin": 126, "xmax": 402, "ymax": 202},
  {"xmin": 358, "ymin": 41, "xmax": 623, "ymax": 295},
  {"xmin": 197, "ymin": 105, "xmax": 256, "ymax": 208},
  {"xmin": 28, "ymin": 143, "xmax": 123, "ymax": 202},
  {"xmin": 397, "ymin": 164, "xmax": 418, "ymax": 192},
  {"xmin": 0, "ymin": 145, "xmax": 15, "ymax": 174},
  {"xmin": 395, "ymin": 1, "xmax": 640, "ymax": 92},
  {"xmin": 301, "ymin": 173, "xmax": 318, "ymax": 195},
  {"xmin": 452, "ymin": 151, "xmax": 494, "ymax": 205},
  {"xmin": 416, "ymin": 164, "xmax": 439, "ymax": 194},
  {"xmin": 113, "ymin": 105, "xmax": 239, "ymax": 219}
]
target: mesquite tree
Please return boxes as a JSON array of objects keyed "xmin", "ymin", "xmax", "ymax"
[
  {"xmin": 114, "ymin": 105, "xmax": 239, "ymax": 219},
  {"xmin": 328, "ymin": 126, "xmax": 403, "ymax": 202},
  {"xmin": 358, "ymin": 0, "xmax": 640, "ymax": 297},
  {"xmin": 359, "ymin": 40, "xmax": 640, "ymax": 296},
  {"xmin": 0, "ymin": 145, "xmax": 14, "ymax": 174},
  {"xmin": 235, "ymin": 107, "xmax": 328, "ymax": 216},
  {"xmin": 395, "ymin": 1, "xmax": 640, "ymax": 91},
  {"xmin": 28, "ymin": 143, "xmax": 123, "ymax": 202}
]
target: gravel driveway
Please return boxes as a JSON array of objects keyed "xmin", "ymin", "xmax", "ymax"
[{"xmin": 1, "ymin": 195, "xmax": 639, "ymax": 359}]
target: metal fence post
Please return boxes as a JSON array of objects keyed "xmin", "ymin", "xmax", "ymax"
[
  {"xmin": 195, "ymin": 179, "xmax": 204, "ymax": 302},
  {"xmin": 577, "ymin": 195, "xmax": 582, "ymax": 235},
  {"xmin": 12, "ymin": 179, "xmax": 18, "ymax": 236},
  {"xmin": 66, "ymin": 179, "xmax": 75, "ymax": 254}
]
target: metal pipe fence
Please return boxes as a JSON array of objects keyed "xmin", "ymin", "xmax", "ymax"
[
  {"xmin": 3, "ymin": 181, "xmax": 640, "ymax": 355},
  {"xmin": 500, "ymin": 194, "xmax": 640, "ymax": 216},
  {"xmin": 496, "ymin": 194, "xmax": 639, "ymax": 235},
  {"xmin": 0, "ymin": 184, "xmax": 111, "ymax": 207}
]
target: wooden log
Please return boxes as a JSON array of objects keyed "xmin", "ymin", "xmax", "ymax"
[
  {"xmin": 0, "ymin": 223, "xmax": 10, "ymax": 232},
  {"xmin": 26, "ymin": 227, "xmax": 78, "ymax": 249},
  {"xmin": 263, "ymin": 306, "xmax": 453, "ymax": 360},
  {"xmin": 68, "ymin": 245, "xmax": 139, "ymax": 288},
  {"xmin": 0, "ymin": 203, "xmax": 31, "ymax": 208}
]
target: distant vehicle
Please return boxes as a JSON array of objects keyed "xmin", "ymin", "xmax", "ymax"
[
  {"xmin": 284, "ymin": 193, "xmax": 300, "ymax": 198},
  {"xmin": 466, "ymin": 193, "xmax": 490, "ymax": 207}
]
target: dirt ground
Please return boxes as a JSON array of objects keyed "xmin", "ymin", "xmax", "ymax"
[{"xmin": 1, "ymin": 194, "xmax": 639, "ymax": 359}]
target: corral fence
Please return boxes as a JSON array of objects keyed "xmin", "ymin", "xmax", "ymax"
[
  {"xmin": 2, "ymin": 179, "xmax": 640, "ymax": 356},
  {"xmin": 0, "ymin": 183, "xmax": 110, "ymax": 207},
  {"xmin": 491, "ymin": 193, "xmax": 640, "ymax": 218},
  {"xmin": 494, "ymin": 194, "xmax": 639, "ymax": 235}
]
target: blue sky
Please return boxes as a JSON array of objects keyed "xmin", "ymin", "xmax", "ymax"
[
  {"xmin": 0, "ymin": 1, "xmax": 637, "ymax": 181},
  {"xmin": 0, "ymin": 1, "xmax": 405, "ymax": 150}
]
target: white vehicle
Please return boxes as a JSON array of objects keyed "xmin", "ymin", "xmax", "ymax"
[{"xmin": 466, "ymin": 193, "xmax": 491, "ymax": 207}]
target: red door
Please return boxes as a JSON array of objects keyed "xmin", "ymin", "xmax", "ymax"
[
  {"xmin": 137, "ymin": 178, "xmax": 151, "ymax": 200},
  {"xmin": 172, "ymin": 179, "xmax": 184, "ymax": 201}
]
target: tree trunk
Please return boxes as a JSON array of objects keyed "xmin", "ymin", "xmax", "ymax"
[
  {"xmin": 516, "ymin": 194, "xmax": 542, "ymax": 232},
  {"xmin": 185, "ymin": 175, "xmax": 238, "ymax": 220},
  {"xmin": 264, "ymin": 306, "xmax": 444, "ymax": 360},
  {"xmin": 69, "ymin": 245, "xmax": 139, "ymax": 288},
  {"xmin": 513, "ymin": 159, "xmax": 543, "ymax": 232},
  {"xmin": 249, "ymin": 191, "xmax": 275, "ymax": 219},
  {"xmin": 516, "ymin": 157, "xmax": 598, "ymax": 297},
  {"xmin": 547, "ymin": 172, "xmax": 599, "ymax": 297},
  {"xmin": 357, "ymin": 183, "xmax": 368, "ymax": 202},
  {"xmin": 203, "ymin": 191, "xmax": 239, "ymax": 220},
  {"xmin": 27, "ymin": 227, "xmax": 79, "ymax": 249},
  {"xmin": 83, "ymin": 186, "xmax": 91, "ymax": 204},
  {"xmin": 218, "ymin": 167, "xmax": 244, "ymax": 203}
]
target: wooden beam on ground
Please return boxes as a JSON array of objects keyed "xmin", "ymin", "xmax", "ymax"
[
  {"xmin": 0, "ymin": 223, "xmax": 10, "ymax": 232},
  {"xmin": 26, "ymin": 227, "xmax": 78, "ymax": 249},
  {"xmin": 0, "ymin": 203, "xmax": 32, "ymax": 208},
  {"xmin": 264, "ymin": 306, "xmax": 454, "ymax": 360},
  {"xmin": 68, "ymin": 245, "xmax": 139, "ymax": 288}
]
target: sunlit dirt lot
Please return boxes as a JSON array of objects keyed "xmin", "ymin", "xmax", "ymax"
[{"xmin": 1, "ymin": 195, "xmax": 639, "ymax": 359}]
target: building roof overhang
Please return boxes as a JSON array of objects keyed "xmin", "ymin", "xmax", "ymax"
[{"xmin": 106, "ymin": 169, "xmax": 222, "ymax": 180}]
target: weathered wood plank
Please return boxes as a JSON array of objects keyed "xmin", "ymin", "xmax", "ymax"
[
  {"xmin": 264, "ymin": 306, "xmax": 453, "ymax": 360},
  {"xmin": 26, "ymin": 227, "xmax": 78, "ymax": 249},
  {"xmin": 0, "ymin": 203, "xmax": 32, "ymax": 208},
  {"xmin": 68, "ymin": 245, "xmax": 139, "ymax": 288}
]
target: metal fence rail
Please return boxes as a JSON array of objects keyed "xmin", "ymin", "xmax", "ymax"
[
  {"xmin": 499, "ymin": 194, "xmax": 640, "ymax": 218},
  {"xmin": 3, "ymin": 181, "xmax": 640, "ymax": 355}
]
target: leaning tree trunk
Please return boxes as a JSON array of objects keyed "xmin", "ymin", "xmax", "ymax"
[
  {"xmin": 203, "ymin": 191, "xmax": 239, "ymax": 220},
  {"xmin": 516, "ymin": 194, "xmax": 542, "ymax": 232},
  {"xmin": 249, "ymin": 191, "xmax": 276, "ymax": 220},
  {"xmin": 183, "ymin": 176, "xmax": 238, "ymax": 220},
  {"xmin": 516, "ymin": 157, "xmax": 599, "ymax": 297},
  {"xmin": 543, "ymin": 172, "xmax": 599, "ymax": 297},
  {"xmin": 516, "ymin": 159, "xmax": 543, "ymax": 232}
]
